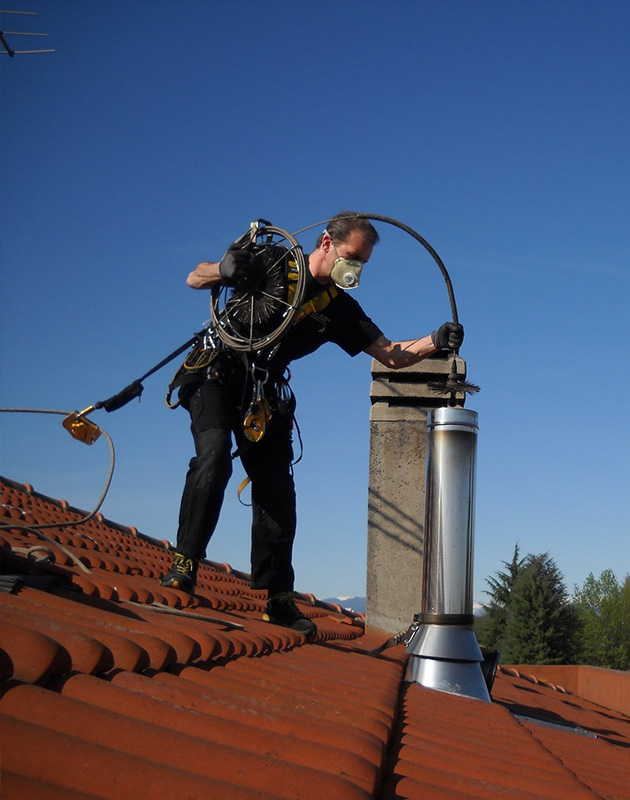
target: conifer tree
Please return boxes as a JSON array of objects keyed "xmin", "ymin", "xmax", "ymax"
[
  {"xmin": 502, "ymin": 553, "xmax": 576, "ymax": 665},
  {"xmin": 477, "ymin": 544, "xmax": 524, "ymax": 651}
]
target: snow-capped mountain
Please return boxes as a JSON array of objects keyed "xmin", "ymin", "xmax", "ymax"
[{"xmin": 323, "ymin": 595, "xmax": 366, "ymax": 614}]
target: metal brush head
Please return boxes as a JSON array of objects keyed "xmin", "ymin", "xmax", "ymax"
[
  {"xmin": 226, "ymin": 247, "xmax": 287, "ymax": 328},
  {"xmin": 427, "ymin": 378, "xmax": 481, "ymax": 395},
  {"xmin": 428, "ymin": 355, "xmax": 480, "ymax": 399}
]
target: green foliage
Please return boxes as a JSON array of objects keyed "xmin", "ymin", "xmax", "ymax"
[
  {"xmin": 501, "ymin": 553, "xmax": 577, "ymax": 665},
  {"xmin": 478, "ymin": 543, "xmax": 525, "ymax": 651},
  {"xmin": 478, "ymin": 546, "xmax": 576, "ymax": 664},
  {"xmin": 573, "ymin": 570, "xmax": 630, "ymax": 670},
  {"xmin": 479, "ymin": 547, "xmax": 629, "ymax": 669}
]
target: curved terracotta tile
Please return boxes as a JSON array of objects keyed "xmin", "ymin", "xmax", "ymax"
[
  {"xmin": 0, "ymin": 534, "xmax": 12, "ymax": 550},
  {"xmin": 2, "ymin": 592, "xmax": 174, "ymax": 672},
  {"xmin": 115, "ymin": 669, "xmax": 386, "ymax": 766},
  {"xmin": 233, "ymin": 617, "xmax": 296, "ymax": 651},
  {"xmin": 57, "ymin": 673, "xmax": 379, "ymax": 793},
  {"xmin": 225, "ymin": 656, "xmax": 398, "ymax": 721},
  {"xmin": 10, "ymin": 597, "xmax": 150, "ymax": 674},
  {"xmin": 75, "ymin": 575, "xmax": 119, "ymax": 602},
  {"xmin": 120, "ymin": 606, "xmax": 231, "ymax": 662},
  {"xmin": 1, "ymin": 684, "xmax": 373, "ymax": 800},
  {"xmin": 74, "ymin": 552, "xmax": 106, "ymax": 569},
  {"xmin": 0, "ymin": 621, "xmax": 71, "ymax": 684},
  {"xmin": 1, "ymin": 603, "xmax": 112, "ymax": 675},
  {"xmin": 42, "ymin": 588, "xmax": 204, "ymax": 667},
  {"xmin": 111, "ymin": 576, "xmax": 157, "ymax": 603},
  {"xmin": 282, "ymin": 641, "xmax": 403, "ymax": 674},
  {"xmin": 110, "ymin": 582, "xmax": 139, "ymax": 602},
  {"xmin": 176, "ymin": 664, "xmax": 393, "ymax": 742},
  {"xmin": 0, "ymin": 715, "xmax": 278, "ymax": 800},
  {"xmin": 0, "ymin": 771, "xmax": 103, "ymax": 800}
]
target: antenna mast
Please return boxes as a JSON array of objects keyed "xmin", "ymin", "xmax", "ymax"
[{"xmin": 0, "ymin": 9, "xmax": 55, "ymax": 56}]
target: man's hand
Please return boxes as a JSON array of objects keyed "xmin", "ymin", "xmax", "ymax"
[
  {"xmin": 219, "ymin": 245, "xmax": 258, "ymax": 289},
  {"xmin": 431, "ymin": 322, "xmax": 465, "ymax": 351}
]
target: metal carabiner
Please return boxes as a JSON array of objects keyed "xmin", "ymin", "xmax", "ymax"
[{"xmin": 242, "ymin": 364, "xmax": 272, "ymax": 442}]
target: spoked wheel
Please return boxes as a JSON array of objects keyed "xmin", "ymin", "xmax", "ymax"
[{"xmin": 210, "ymin": 222, "xmax": 307, "ymax": 352}]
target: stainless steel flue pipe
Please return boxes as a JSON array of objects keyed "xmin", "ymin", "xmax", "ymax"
[
  {"xmin": 423, "ymin": 407, "xmax": 477, "ymax": 620},
  {"xmin": 405, "ymin": 407, "xmax": 490, "ymax": 701}
]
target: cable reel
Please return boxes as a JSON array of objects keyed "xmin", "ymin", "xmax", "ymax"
[{"xmin": 210, "ymin": 220, "xmax": 307, "ymax": 353}]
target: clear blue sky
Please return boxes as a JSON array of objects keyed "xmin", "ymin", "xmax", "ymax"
[{"xmin": 2, "ymin": 0, "xmax": 628, "ymax": 606}]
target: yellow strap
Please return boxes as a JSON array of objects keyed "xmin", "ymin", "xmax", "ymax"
[
  {"xmin": 287, "ymin": 264, "xmax": 339, "ymax": 321},
  {"xmin": 237, "ymin": 476, "xmax": 251, "ymax": 504},
  {"xmin": 295, "ymin": 285, "xmax": 338, "ymax": 319}
]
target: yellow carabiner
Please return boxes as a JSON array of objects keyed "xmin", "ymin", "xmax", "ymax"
[{"xmin": 242, "ymin": 397, "xmax": 272, "ymax": 443}]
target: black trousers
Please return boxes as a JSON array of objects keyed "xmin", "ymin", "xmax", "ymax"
[{"xmin": 175, "ymin": 370, "xmax": 297, "ymax": 596}]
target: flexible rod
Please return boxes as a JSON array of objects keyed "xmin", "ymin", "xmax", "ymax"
[
  {"xmin": 292, "ymin": 213, "xmax": 459, "ymax": 324},
  {"xmin": 354, "ymin": 213, "xmax": 459, "ymax": 325}
]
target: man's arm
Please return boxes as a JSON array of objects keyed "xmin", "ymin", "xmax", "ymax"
[
  {"xmin": 187, "ymin": 261, "xmax": 222, "ymax": 289},
  {"xmin": 365, "ymin": 334, "xmax": 437, "ymax": 369},
  {"xmin": 365, "ymin": 323, "xmax": 464, "ymax": 369}
]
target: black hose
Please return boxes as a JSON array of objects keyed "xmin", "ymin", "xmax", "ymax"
[
  {"xmin": 343, "ymin": 213, "xmax": 459, "ymax": 325},
  {"xmin": 291, "ymin": 213, "xmax": 459, "ymax": 323},
  {"xmin": 315, "ymin": 213, "xmax": 478, "ymax": 399}
]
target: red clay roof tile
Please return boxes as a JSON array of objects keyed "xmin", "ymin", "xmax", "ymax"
[
  {"xmin": 2, "ymin": 714, "xmax": 283, "ymax": 799},
  {"xmin": 1, "ymin": 475, "xmax": 629, "ymax": 800},
  {"xmin": 1, "ymin": 682, "xmax": 374, "ymax": 799},
  {"xmin": 57, "ymin": 672, "xmax": 380, "ymax": 793}
]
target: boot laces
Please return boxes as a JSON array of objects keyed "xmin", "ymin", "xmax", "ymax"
[
  {"xmin": 173, "ymin": 554, "xmax": 196, "ymax": 575},
  {"xmin": 268, "ymin": 592, "xmax": 303, "ymax": 621}
]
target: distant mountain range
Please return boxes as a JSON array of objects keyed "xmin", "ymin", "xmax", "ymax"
[{"xmin": 323, "ymin": 595, "xmax": 366, "ymax": 613}]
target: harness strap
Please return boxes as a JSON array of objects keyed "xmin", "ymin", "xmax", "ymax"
[
  {"xmin": 287, "ymin": 265, "xmax": 339, "ymax": 322},
  {"xmin": 237, "ymin": 476, "xmax": 252, "ymax": 505}
]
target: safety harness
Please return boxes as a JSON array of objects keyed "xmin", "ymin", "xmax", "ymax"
[
  {"xmin": 286, "ymin": 262, "xmax": 339, "ymax": 321},
  {"xmin": 166, "ymin": 260, "xmax": 339, "ymax": 423},
  {"xmin": 232, "ymin": 266, "xmax": 339, "ymax": 501},
  {"xmin": 239, "ymin": 269, "xmax": 339, "ymax": 443}
]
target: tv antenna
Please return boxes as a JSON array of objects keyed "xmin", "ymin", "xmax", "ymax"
[{"xmin": 0, "ymin": 9, "xmax": 55, "ymax": 56}]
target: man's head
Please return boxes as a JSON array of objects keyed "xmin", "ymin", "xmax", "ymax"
[
  {"xmin": 314, "ymin": 212, "xmax": 379, "ymax": 289},
  {"xmin": 315, "ymin": 211, "xmax": 379, "ymax": 249}
]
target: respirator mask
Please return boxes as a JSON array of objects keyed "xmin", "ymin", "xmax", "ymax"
[{"xmin": 326, "ymin": 230, "xmax": 364, "ymax": 289}]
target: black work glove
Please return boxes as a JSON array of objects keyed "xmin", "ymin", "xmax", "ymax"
[
  {"xmin": 431, "ymin": 322, "xmax": 464, "ymax": 351},
  {"xmin": 219, "ymin": 244, "xmax": 258, "ymax": 289}
]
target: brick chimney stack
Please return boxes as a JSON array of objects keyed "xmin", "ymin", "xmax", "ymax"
[{"xmin": 366, "ymin": 354, "xmax": 466, "ymax": 633}]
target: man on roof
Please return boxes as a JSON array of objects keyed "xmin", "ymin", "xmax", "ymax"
[{"xmin": 161, "ymin": 212, "xmax": 463, "ymax": 640}]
